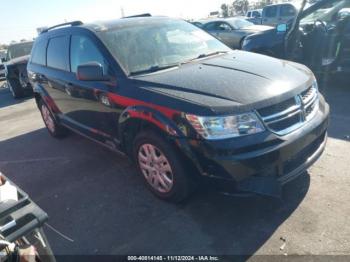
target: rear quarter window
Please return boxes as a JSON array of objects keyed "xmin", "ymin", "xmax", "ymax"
[
  {"xmin": 47, "ymin": 36, "xmax": 70, "ymax": 71},
  {"xmin": 31, "ymin": 39, "xmax": 47, "ymax": 65}
]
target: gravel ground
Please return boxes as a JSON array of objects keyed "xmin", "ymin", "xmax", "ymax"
[{"xmin": 0, "ymin": 80, "xmax": 349, "ymax": 259}]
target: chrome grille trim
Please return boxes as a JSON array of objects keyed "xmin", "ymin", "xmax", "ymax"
[
  {"xmin": 257, "ymin": 85, "xmax": 319, "ymax": 136},
  {"xmin": 262, "ymin": 101, "xmax": 301, "ymax": 122},
  {"xmin": 265, "ymin": 108, "xmax": 301, "ymax": 124}
]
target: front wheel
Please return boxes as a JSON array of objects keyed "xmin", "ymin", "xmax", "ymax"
[
  {"xmin": 133, "ymin": 131, "xmax": 193, "ymax": 203},
  {"xmin": 39, "ymin": 101, "xmax": 68, "ymax": 138}
]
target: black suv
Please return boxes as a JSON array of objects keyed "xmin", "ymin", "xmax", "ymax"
[{"xmin": 27, "ymin": 17, "xmax": 329, "ymax": 202}]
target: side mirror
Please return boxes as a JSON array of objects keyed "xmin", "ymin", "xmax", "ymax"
[
  {"xmin": 277, "ymin": 24, "xmax": 287, "ymax": 33},
  {"xmin": 76, "ymin": 62, "xmax": 107, "ymax": 81}
]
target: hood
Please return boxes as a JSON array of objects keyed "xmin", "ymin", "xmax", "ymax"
[
  {"xmin": 133, "ymin": 51, "xmax": 314, "ymax": 115},
  {"xmin": 6, "ymin": 55, "xmax": 30, "ymax": 66}
]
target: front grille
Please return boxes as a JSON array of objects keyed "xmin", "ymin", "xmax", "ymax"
[
  {"xmin": 268, "ymin": 112, "xmax": 301, "ymax": 132},
  {"xmin": 257, "ymin": 85, "xmax": 319, "ymax": 135},
  {"xmin": 258, "ymin": 97, "xmax": 296, "ymax": 118}
]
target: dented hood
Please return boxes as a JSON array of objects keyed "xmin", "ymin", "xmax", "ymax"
[{"xmin": 134, "ymin": 51, "xmax": 314, "ymax": 114}]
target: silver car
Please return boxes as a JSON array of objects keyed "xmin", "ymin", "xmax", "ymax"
[{"xmin": 202, "ymin": 17, "xmax": 274, "ymax": 49}]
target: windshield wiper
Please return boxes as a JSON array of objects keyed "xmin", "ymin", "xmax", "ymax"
[
  {"xmin": 183, "ymin": 51, "xmax": 229, "ymax": 64},
  {"xmin": 129, "ymin": 64, "xmax": 179, "ymax": 76}
]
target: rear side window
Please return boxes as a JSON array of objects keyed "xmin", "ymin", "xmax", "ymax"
[
  {"xmin": 31, "ymin": 39, "xmax": 47, "ymax": 65},
  {"xmin": 70, "ymin": 35, "xmax": 106, "ymax": 73},
  {"xmin": 265, "ymin": 6, "xmax": 277, "ymax": 18},
  {"xmin": 253, "ymin": 11, "xmax": 261, "ymax": 18},
  {"xmin": 280, "ymin": 5, "xmax": 296, "ymax": 17},
  {"xmin": 47, "ymin": 36, "xmax": 69, "ymax": 71}
]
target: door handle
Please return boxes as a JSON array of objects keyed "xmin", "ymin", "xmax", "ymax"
[{"xmin": 0, "ymin": 219, "xmax": 16, "ymax": 232}]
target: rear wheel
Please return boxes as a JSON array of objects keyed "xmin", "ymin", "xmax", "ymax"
[
  {"xmin": 39, "ymin": 100, "xmax": 68, "ymax": 138},
  {"xmin": 133, "ymin": 131, "xmax": 193, "ymax": 203}
]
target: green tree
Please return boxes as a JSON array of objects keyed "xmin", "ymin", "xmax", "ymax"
[
  {"xmin": 254, "ymin": 0, "xmax": 273, "ymax": 9},
  {"xmin": 221, "ymin": 4, "xmax": 229, "ymax": 17},
  {"xmin": 232, "ymin": 0, "xmax": 250, "ymax": 15}
]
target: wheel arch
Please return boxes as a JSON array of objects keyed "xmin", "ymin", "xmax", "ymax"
[
  {"xmin": 118, "ymin": 105, "xmax": 203, "ymax": 180},
  {"xmin": 118, "ymin": 105, "xmax": 183, "ymax": 156}
]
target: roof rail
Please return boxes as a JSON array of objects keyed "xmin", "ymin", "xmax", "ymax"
[
  {"xmin": 122, "ymin": 13, "xmax": 151, "ymax": 19},
  {"xmin": 40, "ymin": 21, "xmax": 83, "ymax": 34}
]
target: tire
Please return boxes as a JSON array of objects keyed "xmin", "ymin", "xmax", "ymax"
[
  {"xmin": 133, "ymin": 130, "xmax": 193, "ymax": 203},
  {"xmin": 7, "ymin": 78, "xmax": 24, "ymax": 99},
  {"xmin": 39, "ymin": 100, "xmax": 68, "ymax": 138}
]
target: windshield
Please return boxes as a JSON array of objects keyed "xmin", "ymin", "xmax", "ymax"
[
  {"xmin": 98, "ymin": 19, "xmax": 231, "ymax": 75},
  {"xmin": 227, "ymin": 18, "xmax": 254, "ymax": 29},
  {"xmin": 6, "ymin": 42, "xmax": 33, "ymax": 60},
  {"xmin": 301, "ymin": 0, "xmax": 350, "ymax": 24}
]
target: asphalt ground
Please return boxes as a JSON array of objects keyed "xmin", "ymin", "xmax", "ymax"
[{"xmin": 0, "ymin": 80, "xmax": 349, "ymax": 259}]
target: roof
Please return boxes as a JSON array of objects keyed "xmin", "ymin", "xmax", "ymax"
[{"xmin": 83, "ymin": 16, "xmax": 177, "ymax": 32}]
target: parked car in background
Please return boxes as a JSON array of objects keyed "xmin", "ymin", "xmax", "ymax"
[
  {"xmin": 201, "ymin": 17, "xmax": 274, "ymax": 49},
  {"xmin": 242, "ymin": 0, "xmax": 350, "ymax": 84},
  {"xmin": 0, "ymin": 64, "xmax": 5, "ymax": 80},
  {"xmin": 261, "ymin": 3, "xmax": 297, "ymax": 26},
  {"xmin": 28, "ymin": 17, "xmax": 329, "ymax": 202},
  {"xmin": 190, "ymin": 21, "xmax": 204, "ymax": 28},
  {"xmin": 3, "ymin": 41, "xmax": 34, "ymax": 98},
  {"xmin": 246, "ymin": 9, "xmax": 262, "ymax": 24},
  {"xmin": 0, "ymin": 50, "xmax": 6, "ymax": 79}
]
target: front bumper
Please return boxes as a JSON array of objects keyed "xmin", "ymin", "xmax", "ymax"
[{"xmin": 178, "ymin": 95, "xmax": 329, "ymax": 196}]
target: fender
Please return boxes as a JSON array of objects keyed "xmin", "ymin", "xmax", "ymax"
[
  {"xmin": 118, "ymin": 105, "xmax": 183, "ymax": 139},
  {"xmin": 118, "ymin": 105, "xmax": 206, "ymax": 175}
]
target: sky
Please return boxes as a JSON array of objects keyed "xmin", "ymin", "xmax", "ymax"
[{"xmin": 0, "ymin": 0, "xmax": 232, "ymax": 44}]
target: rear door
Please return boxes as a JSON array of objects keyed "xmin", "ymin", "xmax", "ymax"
[
  {"xmin": 44, "ymin": 35, "xmax": 73, "ymax": 115},
  {"xmin": 262, "ymin": 5, "xmax": 279, "ymax": 26}
]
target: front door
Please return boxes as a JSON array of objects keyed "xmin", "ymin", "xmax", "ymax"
[{"xmin": 65, "ymin": 34, "xmax": 120, "ymax": 143}]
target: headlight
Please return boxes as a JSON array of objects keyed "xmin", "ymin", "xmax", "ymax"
[
  {"xmin": 313, "ymin": 78, "xmax": 319, "ymax": 92},
  {"xmin": 186, "ymin": 112, "xmax": 265, "ymax": 140},
  {"xmin": 242, "ymin": 37, "xmax": 251, "ymax": 48}
]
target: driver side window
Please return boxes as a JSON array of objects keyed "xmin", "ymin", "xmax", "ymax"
[
  {"xmin": 217, "ymin": 22, "xmax": 232, "ymax": 31},
  {"xmin": 70, "ymin": 35, "xmax": 106, "ymax": 73}
]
